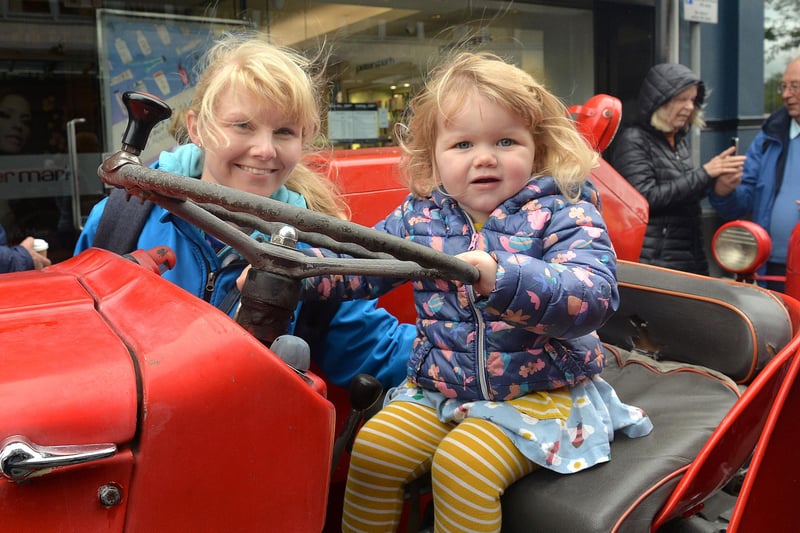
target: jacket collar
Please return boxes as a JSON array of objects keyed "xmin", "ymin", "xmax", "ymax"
[{"xmin": 429, "ymin": 175, "xmax": 580, "ymax": 216}]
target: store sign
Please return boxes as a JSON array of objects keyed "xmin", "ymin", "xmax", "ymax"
[
  {"xmin": 355, "ymin": 58, "xmax": 396, "ymax": 73},
  {"xmin": 0, "ymin": 154, "xmax": 105, "ymax": 199},
  {"xmin": 683, "ymin": 0, "xmax": 718, "ymax": 24}
]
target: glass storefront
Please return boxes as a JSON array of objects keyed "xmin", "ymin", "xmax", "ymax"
[
  {"xmin": 0, "ymin": 0, "xmax": 598, "ymax": 262},
  {"xmin": 270, "ymin": 2, "xmax": 594, "ymax": 147}
]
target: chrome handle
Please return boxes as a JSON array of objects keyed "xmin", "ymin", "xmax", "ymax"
[
  {"xmin": 0, "ymin": 435, "xmax": 117, "ymax": 481},
  {"xmin": 66, "ymin": 117, "xmax": 87, "ymax": 232}
]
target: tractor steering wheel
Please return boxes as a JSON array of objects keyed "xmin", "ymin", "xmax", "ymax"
[
  {"xmin": 101, "ymin": 92, "xmax": 478, "ymax": 284},
  {"xmin": 99, "ymin": 92, "xmax": 479, "ymax": 344}
]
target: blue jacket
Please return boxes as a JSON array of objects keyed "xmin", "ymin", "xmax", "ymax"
[
  {"xmin": 709, "ymin": 106, "xmax": 791, "ymax": 235},
  {"xmin": 304, "ymin": 177, "xmax": 619, "ymax": 401},
  {"xmin": 0, "ymin": 224, "xmax": 33, "ymax": 273},
  {"xmin": 75, "ymin": 144, "xmax": 414, "ymax": 388}
]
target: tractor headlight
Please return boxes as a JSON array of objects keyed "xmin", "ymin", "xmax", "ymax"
[{"xmin": 712, "ymin": 221, "xmax": 772, "ymax": 274}]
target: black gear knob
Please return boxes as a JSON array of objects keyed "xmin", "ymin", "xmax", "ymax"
[
  {"xmin": 349, "ymin": 373, "xmax": 383, "ymax": 412},
  {"xmin": 121, "ymin": 91, "xmax": 172, "ymax": 155}
]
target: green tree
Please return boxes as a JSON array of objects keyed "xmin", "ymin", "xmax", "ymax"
[
  {"xmin": 765, "ymin": 0, "xmax": 800, "ymax": 59},
  {"xmin": 765, "ymin": 72, "xmax": 784, "ymax": 112}
]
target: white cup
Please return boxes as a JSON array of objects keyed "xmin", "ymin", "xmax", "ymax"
[{"xmin": 32, "ymin": 238, "xmax": 49, "ymax": 258}]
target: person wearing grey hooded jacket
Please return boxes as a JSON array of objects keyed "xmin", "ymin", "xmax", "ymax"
[{"xmin": 609, "ymin": 63, "xmax": 744, "ymax": 274}]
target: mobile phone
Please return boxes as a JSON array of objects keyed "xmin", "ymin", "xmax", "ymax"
[{"xmin": 730, "ymin": 136, "xmax": 739, "ymax": 154}]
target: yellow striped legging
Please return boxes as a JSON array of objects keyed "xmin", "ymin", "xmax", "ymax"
[{"xmin": 341, "ymin": 400, "xmax": 539, "ymax": 533}]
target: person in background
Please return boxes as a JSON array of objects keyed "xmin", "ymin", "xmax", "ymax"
[
  {"xmin": 297, "ymin": 51, "xmax": 653, "ymax": 532},
  {"xmin": 0, "ymin": 90, "xmax": 50, "ymax": 272},
  {"xmin": 710, "ymin": 56, "xmax": 800, "ymax": 290},
  {"xmin": 75, "ymin": 32, "xmax": 412, "ymax": 389},
  {"xmin": 0, "ymin": 90, "xmax": 32, "ymax": 155},
  {"xmin": 0, "ymin": 225, "xmax": 50, "ymax": 273},
  {"xmin": 610, "ymin": 63, "xmax": 745, "ymax": 275}
]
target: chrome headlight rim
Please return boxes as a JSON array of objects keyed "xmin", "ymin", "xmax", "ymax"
[{"xmin": 712, "ymin": 221, "xmax": 772, "ymax": 275}]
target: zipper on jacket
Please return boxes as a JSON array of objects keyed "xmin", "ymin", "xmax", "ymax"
[
  {"xmin": 204, "ymin": 265, "xmax": 216, "ymax": 302},
  {"xmin": 465, "ymin": 216, "xmax": 491, "ymax": 400},
  {"xmin": 467, "ymin": 286, "xmax": 491, "ymax": 400},
  {"xmin": 203, "ymin": 244, "xmax": 245, "ymax": 304}
]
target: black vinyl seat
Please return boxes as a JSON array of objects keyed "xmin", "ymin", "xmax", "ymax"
[
  {"xmin": 502, "ymin": 346, "xmax": 738, "ymax": 532},
  {"xmin": 500, "ymin": 261, "xmax": 795, "ymax": 533}
]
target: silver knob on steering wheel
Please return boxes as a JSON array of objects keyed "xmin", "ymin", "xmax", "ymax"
[{"xmin": 270, "ymin": 225, "xmax": 298, "ymax": 249}]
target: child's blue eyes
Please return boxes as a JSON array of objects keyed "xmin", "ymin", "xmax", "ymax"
[{"xmin": 454, "ymin": 138, "xmax": 515, "ymax": 149}]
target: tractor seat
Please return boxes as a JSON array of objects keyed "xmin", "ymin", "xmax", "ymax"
[{"xmin": 501, "ymin": 261, "xmax": 795, "ymax": 532}]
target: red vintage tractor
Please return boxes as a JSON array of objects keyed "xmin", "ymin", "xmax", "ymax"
[{"xmin": 1, "ymin": 93, "xmax": 798, "ymax": 532}]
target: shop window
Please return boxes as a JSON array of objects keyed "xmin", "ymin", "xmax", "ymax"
[{"xmin": 265, "ymin": 1, "xmax": 594, "ymax": 147}]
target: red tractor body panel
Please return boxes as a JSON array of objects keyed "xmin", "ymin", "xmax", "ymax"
[
  {"xmin": 0, "ymin": 268, "xmax": 138, "ymax": 445},
  {"xmin": 1, "ymin": 249, "xmax": 335, "ymax": 532}
]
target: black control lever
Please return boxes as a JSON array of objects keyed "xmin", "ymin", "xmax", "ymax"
[
  {"xmin": 331, "ymin": 373, "xmax": 383, "ymax": 477},
  {"xmin": 238, "ymin": 267, "xmax": 302, "ymax": 347},
  {"xmin": 120, "ymin": 92, "xmax": 172, "ymax": 156}
]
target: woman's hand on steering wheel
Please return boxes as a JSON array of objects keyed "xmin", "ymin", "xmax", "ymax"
[{"xmin": 236, "ymin": 265, "xmax": 251, "ymax": 291}]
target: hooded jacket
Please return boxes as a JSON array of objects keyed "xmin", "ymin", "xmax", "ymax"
[
  {"xmin": 303, "ymin": 177, "xmax": 619, "ymax": 402},
  {"xmin": 75, "ymin": 144, "xmax": 414, "ymax": 389},
  {"xmin": 610, "ymin": 63, "xmax": 711, "ymax": 274}
]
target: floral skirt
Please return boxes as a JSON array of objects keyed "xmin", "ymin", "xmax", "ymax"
[{"xmin": 385, "ymin": 375, "xmax": 653, "ymax": 474}]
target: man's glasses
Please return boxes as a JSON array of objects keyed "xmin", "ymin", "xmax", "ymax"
[{"xmin": 778, "ymin": 82, "xmax": 800, "ymax": 95}]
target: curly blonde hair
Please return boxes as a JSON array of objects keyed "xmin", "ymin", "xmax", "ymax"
[
  {"xmin": 186, "ymin": 31, "xmax": 347, "ymax": 219},
  {"xmin": 399, "ymin": 51, "xmax": 597, "ymax": 202}
]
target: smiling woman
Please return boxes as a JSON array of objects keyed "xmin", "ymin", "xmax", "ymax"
[
  {"xmin": 74, "ymin": 30, "xmax": 416, "ymax": 394},
  {"xmin": 185, "ymin": 83, "xmax": 305, "ymax": 198}
]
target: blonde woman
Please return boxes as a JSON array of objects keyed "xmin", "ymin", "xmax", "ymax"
[
  {"xmin": 610, "ymin": 63, "xmax": 745, "ymax": 274},
  {"xmin": 76, "ymin": 32, "xmax": 414, "ymax": 389}
]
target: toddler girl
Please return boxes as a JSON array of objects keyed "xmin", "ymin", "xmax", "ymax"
[{"xmin": 302, "ymin": 51, "xmax": 653, "ymax": 532}]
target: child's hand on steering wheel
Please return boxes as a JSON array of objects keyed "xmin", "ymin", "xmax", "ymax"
[{"xmin": 455, "ymin": 250, "xmax": 496, "ymax": 296}]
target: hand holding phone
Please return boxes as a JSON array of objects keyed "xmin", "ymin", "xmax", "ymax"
[{"xmin": 730, "ymin": 136, "xmax": 739, "ymax": 154}]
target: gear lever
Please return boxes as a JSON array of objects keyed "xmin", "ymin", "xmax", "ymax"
[{"xmin": 330, "ymin": 373, "xmax": 383, "ymax": 477}]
